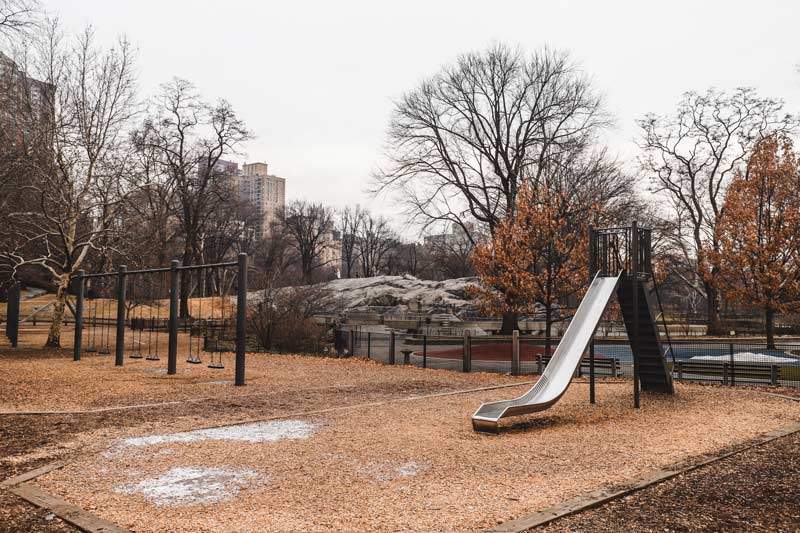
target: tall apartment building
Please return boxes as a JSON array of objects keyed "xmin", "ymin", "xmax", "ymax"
[
  {"xmin": 320, "ymin": 229, "xmax": 342, "ymax": 278},
  {"xmin": 1, "ymin": 51, "xmax": 54, "ymax": 154},
  {"xmin": 1, "ymin": 53, "xmax": 55, "ymax": 288},
  {"xmin": 236, "ymin": 162, "xmax": 286, "ymax": 237}
]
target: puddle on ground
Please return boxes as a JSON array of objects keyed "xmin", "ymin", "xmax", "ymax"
[{"xmin": 117, "ymin": 466, "xmax": 260, "ymax": 506}]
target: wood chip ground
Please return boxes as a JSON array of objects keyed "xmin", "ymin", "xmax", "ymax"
[{"xmin": 2, "ymin": 346, "xmax": 800, "ymax": 531}]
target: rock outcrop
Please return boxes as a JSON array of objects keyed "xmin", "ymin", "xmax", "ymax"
[{"xmin": 308, "ymin": 275, "xmax": 480, "ymax": 313}]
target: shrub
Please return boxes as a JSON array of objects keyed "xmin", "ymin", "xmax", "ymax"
[{"xmin": 247, "ymin": 286, "xmax": 328, "ymax": 353}]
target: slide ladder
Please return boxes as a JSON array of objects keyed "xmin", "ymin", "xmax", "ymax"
[{"xmin": 617, "ymin": 278, "xmax": 673, "ymax": 393}]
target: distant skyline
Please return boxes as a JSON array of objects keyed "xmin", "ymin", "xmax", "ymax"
[{"xmin": 43, "ymin": 0, "xmax": 800, "ymax": 236}]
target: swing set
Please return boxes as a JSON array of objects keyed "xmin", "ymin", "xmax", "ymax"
[{"xmin": 73, "ymin": 254, "xmax": 248, "ymax": 386}]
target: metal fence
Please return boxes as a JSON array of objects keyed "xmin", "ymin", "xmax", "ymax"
[{"xmin": 338, "ymin": 329, "xmax": 800, "ymax": 388}]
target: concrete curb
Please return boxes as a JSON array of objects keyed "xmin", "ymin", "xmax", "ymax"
[
  {"xmin": 0, "ymin": 460, "xmax": 67, "ymax": 487},
  {"xmin": 2, "ymin": 460, "xmax": 130, "ymax": 533},
  {"xmin": 488, "ymin": 421, "xmax": 800, "ymax": 532}
]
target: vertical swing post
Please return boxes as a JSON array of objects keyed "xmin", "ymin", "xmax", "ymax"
[
  {"xmin": 235, "ymin": 253, "xmax": 247, "ymax": 386},
  {"xmin": 511, "ymin": 330, "xmax": 520, "ymax": 376},
  {"xmin": 167, "ymin": 260, "xmax": 180, "ymax": 375},
  {"xmin": 588, "ymin": 227, "xmax": 596, "ymax": 404},
  {"xmin": 463, "ymin": 330, "xmax": 472, "ymax": 373},
  {"xmin": 589, "ymin": 340, "xmax": 596, "ymax": 404},
  {"xmin": 73, "ymin": 270, "xmax": 85, "ymax": 361},
  {"xmin": 114, "ymin": 265, "xmax": 127, "ymax": 366},
  {"xmin": 6, "ymin": 282, "xmax": 20, "ymax": 348},
  {"xmin": 631, "ymin": 222, "xmax": 641, "ymax": 409}
]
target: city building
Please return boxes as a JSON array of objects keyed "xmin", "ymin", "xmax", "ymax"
[
  {"xmin": 320, "ymin": 229, "xmax": 342, "ymax": 278},
  {"xmin": 423, "ymin": 223, "xmax": 474, "ymax": 249},
  {"xmin": 0, "ymin": 51, "xmax": 54, "ymax": 151},
  {"xmin": 0, "ymin": 52, "xmax": 56, "ymax": 289},
  {"xmin": 237, "ymin": 162, "xmax": 286, "ymax": 237}
]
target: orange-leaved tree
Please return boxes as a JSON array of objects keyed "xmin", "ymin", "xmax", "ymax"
[
  {"xmin": 471, "ymin": 182, "xmax": 593, "ymax": 354},
  {"xmin": 713, "ymin": 134, "xmax": 800, "ymax": 349}
]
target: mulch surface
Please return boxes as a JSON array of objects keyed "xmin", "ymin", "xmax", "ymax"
[
  {"xmin": 2, "ymin": 346, "xmax": 800, "ymax": 531},
  {"xmin": 31, "ymin": 384, "xmax": 800, "ymax": 530},
  {"xmin": 0, "ymin": 414, "xmax": 83, "ymax": 533},
  {"xmin": 0, "ymin": 346, "xmax": 522, "ymax": 531},
  {"xmin": 536, "ymin": 430, "xmax": 800, "ymax": 532},
  {"xmin": 0, "ymin": 491, "xmax": 73, "ymax": 533}
]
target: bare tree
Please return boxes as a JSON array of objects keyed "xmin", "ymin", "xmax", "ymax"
[
  {"xmin": 357, "ymin": 213, "xmax": 397, "ymax": 277},
  {"xmin": 374, "ymin": 44, "xmax": 612, "ymax": 243},
  {"xmin": 120, "ymin": 183, "xmax": 178, "ymax": 267},
  {"xmin": 201, "ymin": 198, "xmax": 261, "ymax": 265},
  {"xmin": 282, "ymin": 200, "xmax": 335, "ymax": 283},
  {"xmin": 135, "ymin": 78, "xmax": 251, "ymax": 316},
  {"xmin": 385, "ymin": 242, "xmax": 419, "ymax": 277},
  {"xmin": 336, "ymin": 205, "xmax": 365, "ymax": 278},
  {"xmin": 0, "ymin": 22, "xmax": 138, "ymax": 346},
  {"xmin": 638, "ymin": 88, "xmax": 796, "ymax": 333},
  {"xmin": 423, "ymin": 225, "xmax": 475, "ymax": 280},
  {"xmin": 0, "ymin": 0, "xmax": 38, "ymax": 39},
  {"xmin": 199, "ymin": 195, "xmax": 263, "ymax": 295},
  {"xmin": 251, "ymin": 222, "xmax": 294, "ymax": 287}
]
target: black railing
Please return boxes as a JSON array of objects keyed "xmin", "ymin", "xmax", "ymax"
[
  {"xmin": 336, "ymin": 329, "xmax": 800, "ymax": 389},
  {"xmin": 590, "ymin": 223, "xmax": 652, "ymax": 278}
]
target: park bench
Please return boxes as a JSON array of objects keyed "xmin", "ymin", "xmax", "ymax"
[
  {"xmin": 577, "ymin": 357, "xmax": 619, "ymax": 377},
  {"xmin": 673, "ymin": 360, "xmax": 779, "ymax": 385}
]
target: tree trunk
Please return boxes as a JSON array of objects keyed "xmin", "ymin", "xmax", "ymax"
[
  {"xmin": 46, "ymin": 274, "xmax": 70, "ymax": 347},
  {"xmin": 544, "ymin": 306, "xmax": 552, "ymax": 358},
  {"xmin": 705, "ymin": 282, "xmax": 723, "ymax": 335},
  {"xmin": 499, "ymin": 311, "xmax": 518, "ymax": 335},
  {"xmin": 765, "ymin": 307, "xmax": 776, "ymax": 350}
]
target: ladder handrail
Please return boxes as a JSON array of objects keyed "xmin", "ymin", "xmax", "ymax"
[{"xmin": 651, "ymin": 278, "xmax": 676, "ymax": 366}]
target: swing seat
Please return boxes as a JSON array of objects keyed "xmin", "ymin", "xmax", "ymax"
[
  {"xmin": 98, "ymin": 348, "xmax": 110, "ymax": 355},
  {"xmin": 208, "ymin": 362, "xmax": 224, "ymax": 369},
  {"xmin": 145, "ymin": 354, "xmax": 160, "ymax": 361},
  {"xmin": 86, "ymin": 346, "xmax": 97, "ymax": 353},
  {"xmin": 186, "ymin": 356, "xmax": 202, "ymax": 364},
  {"xmin": 129, "ymin": 352, "xmax": 143, "ymax": 359}
]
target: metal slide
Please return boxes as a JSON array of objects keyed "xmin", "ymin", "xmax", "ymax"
[{"xmin": 472, "ymin": 273, "xmax": 621, "ymax": 432}]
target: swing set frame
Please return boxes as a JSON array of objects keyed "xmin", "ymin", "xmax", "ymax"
[{"xmin": 72, "ymin": 254, "xmax": 248, "ymax": 386}]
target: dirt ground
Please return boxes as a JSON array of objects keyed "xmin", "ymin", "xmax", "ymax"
[{"xmin": 2, "ymin": 344, "xmax": 800, "ymax": 531}]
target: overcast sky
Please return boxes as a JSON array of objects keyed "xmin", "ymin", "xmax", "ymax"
[{"xmin": 46, "ymin": 0, "xmax": 800, "ymax": 236}]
